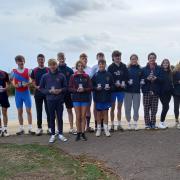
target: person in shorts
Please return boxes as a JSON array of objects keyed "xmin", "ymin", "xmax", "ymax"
[
  {"xmin": 0, "ymin": 69, "xmax": 10, "ymax": 136},
  {"xmin": 10, "ymin": 55, "xmax": 35, "ymax": 135}
]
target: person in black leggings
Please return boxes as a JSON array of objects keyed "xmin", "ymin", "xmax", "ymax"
[
  {"xmin": 173, "ymin": 62, "xmax": 180, "ymax": 128},
  {"xmin": 159, "ymin": 59, "xmax": 173, "ymax": 129}
]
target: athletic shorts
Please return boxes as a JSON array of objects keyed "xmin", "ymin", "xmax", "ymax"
[
  {"xmin": 96, "ymin": 102, "xmax": 111, "ymax": 111},
  {"xmin": 0, "ymin": 94, "xmax": 10, "ymax": 108},
  {"xmin": 15, "ymin": 90, "xmax": 32, "ymax": 109},
  {"xmin": 64, "ymin": 92, "xmax": 73, "ymax": 109},
  {"xmin": 73, "ymin": 102, "xmax": 90, "ymax": 107},
  {"xmin": 111, "ymin": 92, "xmax": 125, "ymax": 103}
]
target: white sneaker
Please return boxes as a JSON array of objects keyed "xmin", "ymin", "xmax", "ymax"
[
  {"xmin": 103, "ymin": 124, "xmax": 111, "ymax": 137},
  {"xmin": 127, "ymin": 123, "xmax": 132, "ymax": 130},
  {"xmin": 134, "ymin": 123, "xmax": 139, "ymax": 131},
  {"xmin": 177, "ymin": 123, "xmax": 180, "ymax": 129},
  {"xmin": 58, "ymin": 134, "xmax": 68, "ymax": 142},
  {"xmin": 159, "ymin": 122, "xmax": 167, "ymax": 129},
  {"xmin": 96, "ymin": 129, "xmax": 101, "ymax": 137},
  {"xmin": 49, "ymin": 135, "xmax": 55, "ymax": 143},
  {"xmin": 69, "ymin": 128, "xmax": 77, "ymax": 135},
  {"xmin": 3, "ymin": 130, "xmax": 10, "ymax": 137},
  {"xmin": 36, "ymin": 128, "xmax": 43, "ymax": 136}
]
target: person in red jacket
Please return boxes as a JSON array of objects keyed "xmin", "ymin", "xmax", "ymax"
[{"xmin": 69, "ymin": 60, "xmax": 92, "ymax": 141}]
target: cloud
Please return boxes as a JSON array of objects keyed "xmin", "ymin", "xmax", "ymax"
[{"xmin": 49, "ymin": 0, "xmax": 129, "ymax": 18}]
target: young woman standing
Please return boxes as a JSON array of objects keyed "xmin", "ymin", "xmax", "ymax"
[{"xmin": 69, "ymin": 60, "xmax": 92, "ymax": 141}]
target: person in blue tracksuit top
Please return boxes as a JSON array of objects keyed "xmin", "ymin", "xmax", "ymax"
[
  {"xmin": 40, "ymin": 59, "xmax": 67, "ymax": 143},
  {"xmin": 124, "ymin": 54, "xmax": 142, "ymax": 131},
  {"xmin": 141, "ymin": 52, "xmax": 163, "ymax": 129},
  {"xmin": 92, "ymin": 59, "xmax": 113, "ymax": 137}
]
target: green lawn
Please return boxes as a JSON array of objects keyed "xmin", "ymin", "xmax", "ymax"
[{"xmin": 0, "ymin": 144, "xmax": 117, "ymax": 180}]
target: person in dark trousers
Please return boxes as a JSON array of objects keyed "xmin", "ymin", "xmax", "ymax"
[
  {"xmin": 124, "ymin": 54, "xmax": 142, "ymax": 131},
  {"xmin": 31, "ymin": 54, "xmax": 50, "ymax": 136},
  {"xmin": 141, "ymin": 52, "xmax": 163, "ymax": 129},
  {"xmin": 173, "ymin": 61, "xmax": 180, "ymax": 129},
  {"xmin": 92, "ymin": 59, "xmax": 113, "ymax": 137},
  {"xmin": 40, "ymin": 59, "xmax": 67, "ymax": 143},
  {"xmin": 69, "ymin": 60, "xmax": 92, "ymax": 141},
  {"xmin": 108, "ymin": 50, "xmax": 129, "ymax": 132},
  {"xmin": 0, "ymin": 69, "xmax": 10, "ymax": 137},
  {"xmin": 159, "ymin": 59, "xmax": 173, "ymax": 129},
  {"xmin": 57, "ymin": 52, "xmax": 76, "ymax": 135}
]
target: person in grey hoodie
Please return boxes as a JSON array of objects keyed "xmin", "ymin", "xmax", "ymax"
[{"xmin": 40, "ymin": 59, "xmax": 67, "ymax": 143}]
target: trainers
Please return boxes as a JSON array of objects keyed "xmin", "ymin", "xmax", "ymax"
[
  {"xmin": 49, "ymin": 135, "xmax": 56, "ymax": 143},
  {"xmin": 47, "ymin": 128, "xmax": 51, "ymax": 135},
  {"xmin": 69, "ymin": 128, "xmax": 77, "ymax": 135},
  {"xmin": 117, "ymin": 125, "xmax": 124, "ymax": 131},
  {"xmin": 177, "ymin": 123, "xmax": 180, "ymax": 129},
  {"xmin": 58, "ymin": 134, "xmax": 68, "ymax": 142},
  {"xmin": 134, "ymin": 122, "xmax": 139, "ymax": 131},
  {"xmin": 127, "ymin": 123, "xmax": 132, "ymax": 130},
  {"xmin": 28, "ymin": 130, "xmax": 36, "ymax": 135},
  {"xmin": 151, "ymin": 124, "xmax": 158, "ymax": 130},
  {"xmin": 75, "ymin": 133, "xmax": 81, "ymax": 141},
  {"xmin": 104, "ymin": 129, "xmax": 111, "ymax": 137},
  {"xmin": 36, "ymin": 128, "xmax": 43, "ymax": 136},
  {"xmin": 159, "ymin": 122, "xmax": 167, "ymax": 129},
  {"xmin": 16, "ymin": 130, "xmax": 25, "ymax": 135},
  {"xmin": 86, "ymin": 127, "xmax": 95, "ymax": 133},
  {"xmin": 109, "ymin": 125, "xmax": 114, "ymax": 132},
  {"xmin": 145, "ymin": 125, "xmax": 151, "ymax": 130},
  {"xmin": 81, "ymin": 133, "xmax": 87, "ymax": 141},
  {"xmin": 96, "ymin": 129, "xmax": 101, "ymax": 137},
  {"xmin": 3, "ymin": 130, "xmax": 10, "ymax": 137}
]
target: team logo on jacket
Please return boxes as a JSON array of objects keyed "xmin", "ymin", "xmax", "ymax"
[{"xmin": 114, "ymin": 71, "xmax": 121, "ymax": 76}]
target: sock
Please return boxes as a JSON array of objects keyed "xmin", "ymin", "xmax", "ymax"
[
  {"xmin": 118, "ymin": 121, "xmax": 121, "ymax": 126},
  {"xmin": 97, "ymin": 124, "xmax": 101, "ymax": 130},
  {"xmin": 28, "ymin": 124, "xmax": 32, "ymax": 130},
  {"xmin": 95, "ymin": 120, "xmax": 97, "ymax": 129},
  {"xmin": 101, "ymin": 120, "xmax": 104, "ymax": 128},
  {"xmin": 19, "ymin": 125, "xmax": 24, "ymax": 131},
  {"xmin": 86, "ymin": 116, "xmax": 90, "ymax": 128},
  {"xmin": 103, "ymin": 124, "xmax": 108, "ymax": 130}
]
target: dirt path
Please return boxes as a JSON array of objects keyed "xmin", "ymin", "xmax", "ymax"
[{"xmin": 0, "ymin": 128, "xmax": 180, "ymax": 180}]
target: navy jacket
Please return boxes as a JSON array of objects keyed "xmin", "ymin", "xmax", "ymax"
[
  {"xmin": 126, "ymin": 65, "xmax": 142, "ymax": 93},
  {"xmin": 40, "ymin": 70, "xmax": 67, "ymax": 102},
  {"xmin": 92, "ymin": 70, "xmax": 114, "ymax": 103},
  {"xmin": 173, "ymin": 71, "xmax": 180, "ymax": 96},
  {"xmin": 141, "ymin": 64, "xmax": 163, "ymax": 95},
  {"xmin": 31, "ymin": 67, "xmax": 49, "ymax": 97},
  {"xmin": 69, "ymin": 72, "xmax": 92, "ymax": 102},
  {"xmin": 160, "ymin": 70, "xmax": 173, "ymax": 96},
  {"xmin": 107, "ymin": 62, "xmax": 129, "ymax": 92},
  {"xmin": 58, "ymin": 64, "xmax": 74, "ymax": 85}
]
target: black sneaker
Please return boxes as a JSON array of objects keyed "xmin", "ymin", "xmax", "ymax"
[
  {"xmin": 28, "ymin": 130, "xmax": 36, "ymax": 135},
  {"xmin": 81, "ymin": 133, "xmax": 87, "ymax": 141},
  {"xmin": 16, "ymin": 130, "xmax": 25, "ymax": 135},
  {"xmin": 75, "ymin": 133, "xmax": 81, "ymax": 141},
  {"xmin": 117, "ymin": 125, "xmax": 124, "ymax": 132},
  {"xmin": 109, "ymin": 125, "xmax": 114, "ymax": 132}
]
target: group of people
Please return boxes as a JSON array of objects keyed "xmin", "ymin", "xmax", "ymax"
[{"xmin": 0, "ymin": 51, "xmax": 180, "ymax": 143}]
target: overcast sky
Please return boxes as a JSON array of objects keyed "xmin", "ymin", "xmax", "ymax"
[{"xmin": 0, "ymin": 0, "xmax": 180, "ymax": 72}]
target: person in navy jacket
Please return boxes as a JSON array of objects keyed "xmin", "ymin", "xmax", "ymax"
[
  {"xmin": 57, "ymin": 52, "xmax": 76, "ymax": 135},
  {"xmin": 40, "ymin": 59, "xmax": 67, "ymax": 143},
  {"xmin": 107, "ymin": 50, "xmax": 129, "ymax": 132},
  {"xmin": 31, "ymin": 54, "xmax": 50, "ymax": 136},
  {"xmin": 124, "ymin": 54, "xmax": 142, "ymax": 130},
  {"xmin": 69, "ymin": 60, "xmax": 92, "ymax": 141},
  {"xmin": 173, "ymin": 61, "xmax": 180, "ymax": 129},
  {"xmin": 141, "ymin": 52, "xmax": 163, "ymax": 129},
  {"xmin": 92, "ymin": 59, "xmax": 113, "ymax": 137},
  {"xmin": 159, "ymin": 59, "xmax": 173, "ymax": 129}
]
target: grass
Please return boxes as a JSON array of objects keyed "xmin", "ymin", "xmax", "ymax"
[{"xmin": 0, "ymin": 144, "xmax": 117, "ymax": 180}]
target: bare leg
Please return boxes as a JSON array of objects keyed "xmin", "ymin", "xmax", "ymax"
[{"xmin": 67, "ymin": 108, "xmax": 74, "ymax": 129}]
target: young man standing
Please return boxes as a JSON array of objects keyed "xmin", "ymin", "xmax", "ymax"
[
  {"xmin": 0, "ymin": 69, "xmax": 10, "ymax": 136},
  {"xmin": 31, "ymin": 54, "xmax": 50, "ymax": 136},
  {"xmin": 108, "ymin": 50, "xmax": 129, "ymax": 132},
  {"xmin": 11, "ymin": 55, "xmax": 35, "ymax": 135},
  {"xmin": 57, "ymin": 52, "xmax": 76, "ymax": 135},
  {"xmin": 40, "ymin": 59, "xmax": 67, "ymax": 143}
]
